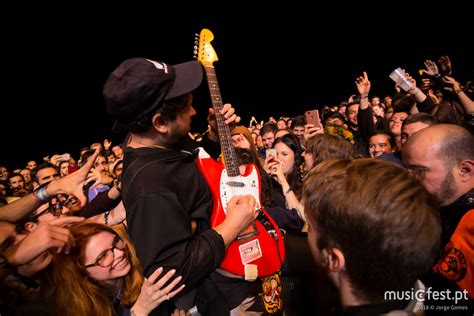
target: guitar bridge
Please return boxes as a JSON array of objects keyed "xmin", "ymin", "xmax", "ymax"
[{"xmin": 236, "ymin": 222, "xmax": 260, "ymax": 242}]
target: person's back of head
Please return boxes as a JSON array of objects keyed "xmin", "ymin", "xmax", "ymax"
[
  {"xmin": 303, "ymin": 159, "xmax": 441, "ymax": 304},
  {"xmin": 305, "ymin": 134, "xmax": 354, "ymax": 168},
  {"xmin": 431, "ymin": 100, "xmax": 466, "ymax": 127},
  {"xmin": 392, "ymin": 94, "xmax": 415, "ymax": 114}
]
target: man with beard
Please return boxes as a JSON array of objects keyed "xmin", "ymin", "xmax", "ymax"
[
  {"xmin": 402, "ymin": 124, "xmax": 474, "ymax": 311},
  {"xmin": 303, "ymin": 159, "xmax": 441, "ymax": 314},
  {"xmin": 103, "ymin": 58, "xmax": 259, "ymax": 315}
]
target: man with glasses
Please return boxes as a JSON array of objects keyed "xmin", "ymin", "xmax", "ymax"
[{"xmin": 403, "ymin": 124, "xmax": 474, "ymax": 312}]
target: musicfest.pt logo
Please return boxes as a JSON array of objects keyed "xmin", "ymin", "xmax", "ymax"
[{"xmin": 384, "ymin": 287, "xmax": 470, "ymax": 311}]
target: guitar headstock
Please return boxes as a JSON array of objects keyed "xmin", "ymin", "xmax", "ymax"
[{"xmin": 194, "ymin": 28, "xmax": 218, "ymax": 66}]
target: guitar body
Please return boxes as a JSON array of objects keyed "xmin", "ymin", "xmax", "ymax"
[{"xmin": 196, "ymin": 148, "xmax": 285, "ymax": 277}]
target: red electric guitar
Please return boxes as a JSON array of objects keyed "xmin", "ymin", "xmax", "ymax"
[{"xmin": 194, "ymin": 29, "xmax": 285, "ymax": 278}]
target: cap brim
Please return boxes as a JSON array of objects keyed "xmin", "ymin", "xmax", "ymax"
[{"xmin": 165, "ymin": 61, "xmax": 203, "ymax": 100}]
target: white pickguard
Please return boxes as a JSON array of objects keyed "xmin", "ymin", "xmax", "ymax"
[{"xmin": 220, "ymin": 167, "xmax": 261, "ymax": 213}]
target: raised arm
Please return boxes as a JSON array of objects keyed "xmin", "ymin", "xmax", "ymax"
[
  {"xmin": 355, "ymin": 71, "xmax": 371, "ymax": 110},
  {"xmin": 0, "ymin": 146, "xmax": 100, "ymax": 222},
  {"xmin": 443, "ymin": 76, "xmax": 474, "ymax": 113}
]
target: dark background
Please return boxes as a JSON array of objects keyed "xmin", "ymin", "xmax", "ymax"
[{"xmin": 1, "ymin": 9, "xmax": 472, "ymax": 169}]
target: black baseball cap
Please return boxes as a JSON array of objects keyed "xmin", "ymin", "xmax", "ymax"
[{"xmin": 103, "ymin": 58, "xmax": 203, "ymax": 124}]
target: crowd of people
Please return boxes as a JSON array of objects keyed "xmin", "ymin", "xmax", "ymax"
[{"xmin": 0, "ymin": 54, "xmax": 473, "ymax": 315}]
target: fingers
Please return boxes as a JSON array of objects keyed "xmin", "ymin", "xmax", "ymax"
[
  {"xmin": 84, "ymin": 176, "xmax": 96, "ymax": 185},
  {"xmin": 172, "ymin": 309, "xmax": 190, "ymax": 316},
  {"xmin": 146, "ymin": 267, "xmax": 164, "ymax": 284},
  {"xmin": 221, "ymin": 103, "xmax": 241, "ymax": 125},
  {"xmin": 50, "ymin": 216, "xmax": 84, "ymax": 227},
  {"xmin": 160, "ymin": 274, "xmax": 183, "ymax": 296},
  {"xmin": 167, "ymin": 283, "xmax": 186, "ymax": 300},
  {"xmin": 153, "ymin": 269, "xmax": 177, "ymax": 290}
]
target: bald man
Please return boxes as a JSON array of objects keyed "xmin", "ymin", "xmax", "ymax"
[{"xmin": 402, "ymin": 124, "xmax": 474, "ymax": 310}]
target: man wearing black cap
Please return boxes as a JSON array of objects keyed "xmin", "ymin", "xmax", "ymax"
[{"xmin": 103, "ymin": 58, "xmax": 260, "ymax": 315}]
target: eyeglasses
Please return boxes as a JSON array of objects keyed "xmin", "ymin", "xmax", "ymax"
[{"xmin": 82, "ymin": 235, "xmax": 126, "ymax": 269}]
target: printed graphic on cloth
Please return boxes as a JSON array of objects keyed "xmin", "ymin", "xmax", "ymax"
[
  {"xmin": 433, "ymin": 209, "xmax": 474, "ymax": 299},
  {"xmin": 261, "ymin": 271, "xmax": 283, "ymax": 314}
]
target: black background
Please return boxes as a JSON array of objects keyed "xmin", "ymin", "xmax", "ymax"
[{"xmin": 1, "ymin": 8, "xmax": 472, "ymax": 168}]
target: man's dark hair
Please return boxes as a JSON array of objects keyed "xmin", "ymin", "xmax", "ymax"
[
  {"xmin": 392, "ymin": 94, "xmax": 415, "ymax": 114},
  {"xmin": 369, "ymin": 130, "xmax": 397, "ymax": 149},
  {"xmin": 259, "ymin": 123, "xmax": 278, "ymax": 137},
  {"xmin": 128, "ymin": 94, "xmax": 190, "ymax": 133},
  {"xmin": 402, "ymin": 112, "xmax": 438, "ymax": 128},
  {"xmin": 303, "ymin": 159, "xmax": 441, "ymax": 303},
  {"xmin": 31, "ymin": 163, "xmax": 58, "ymax": 182},
  {"xmin": 290, "ymin": 115, "xmax": 306, "ymax": 130}
]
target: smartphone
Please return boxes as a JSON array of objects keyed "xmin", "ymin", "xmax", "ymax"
[
  {"xmin": 265, "ymin": 148, "xmax": 277, "ymax": 159},
  {"xmin": 60, "ymin": 153, "xmax": 71, "ymax": 161},
  {"xmin": 305, "ymin": 109, "xmax": 321, "ymax": 128}
]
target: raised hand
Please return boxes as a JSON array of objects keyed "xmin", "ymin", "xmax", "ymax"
[
  {"xmin": 103, "ymin": 139, "xmax": 112, "ymax": 150},
  {"xmin": 437, "ymin": 55, "xmax": 452, "ymax": 75},
  {"xmin": 421, "ymin": 60, "xmax": 439, "ymax": 77},
  {"xmin": 208, "ymin": 103, "xmax": 241, "ymax": 128},
  {"xmin": 47, "ymin": 146, "xmax": 101, "ymax": 207},
  {"xmin": 355, "ymin": 71, "xmax": 371, "ymax": 96},
  {"xmin": 4, "ymin": 216, "xmax": 84, "ymax": 266},
  {"xmin": 131, "ymin": 267, "xmax": 185, "ymax": 316},
  {"xmin": 85, "ymin": 168, "xmax": 113, "ymax": 189}
]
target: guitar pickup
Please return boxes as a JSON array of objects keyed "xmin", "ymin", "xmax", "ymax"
[{"xmin": 226, "ymin": 181, "xmax": 245, "ymax": 187}]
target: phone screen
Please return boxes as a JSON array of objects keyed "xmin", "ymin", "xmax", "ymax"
[
  {"xmin": 305, "ymin": 110, "xmax": 321, "ymax": 128},
  {"xmin": 265, "ymin": 148, "xmax": 277, "ymax": 159}
]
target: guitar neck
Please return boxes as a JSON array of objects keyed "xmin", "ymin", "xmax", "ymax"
[{"xmin": 204, "ymin": 65, "xmax": 240, "ymax": 177}]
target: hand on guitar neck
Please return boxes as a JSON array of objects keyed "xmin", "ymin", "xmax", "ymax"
[
  {"xmin": 206, "ymin": 103, "xmax": 241, "ymax": 142},
  {"xmin": 213, "ymin": 195, "xmax": 259, "ymax": 247}
]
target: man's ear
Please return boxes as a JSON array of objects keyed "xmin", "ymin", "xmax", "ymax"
[
  {"xmin": 323, "ymin": 248, "xmax": 345, "ymax": 273},
  {"xmin": 24, "ymin": 222, "xmax": 38, "ymax": 233},
  {"xmin": 458, "ymin": 159, "xmax": 474, "ymax": 182},
  {"xmin": 151, "ymin": 113, "xmax": 168, "ymax": 134}
]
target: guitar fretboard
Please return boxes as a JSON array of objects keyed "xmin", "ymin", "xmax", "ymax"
[{"xmin": 204, "ymin": 66, "xmax": 240, "ymax": 177}]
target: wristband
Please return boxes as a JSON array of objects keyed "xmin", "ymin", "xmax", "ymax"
[
  {"xmin": 454, "ymin": 87, "xmax": 463, "ymax": 94},
  {"xmin": 33, "ymin": 185, "xmax": 51, "ymax": 202},
  {"xmin": 360, "ymin": 94, "xmax": 369, "ymax": 99},
  {"xmin": 104, "ymin": 211, "xmax": 110, "ymax": 225},
  {"xmin": 284, "ymin": 188, "xmax": 292, "ymax": 197}
]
